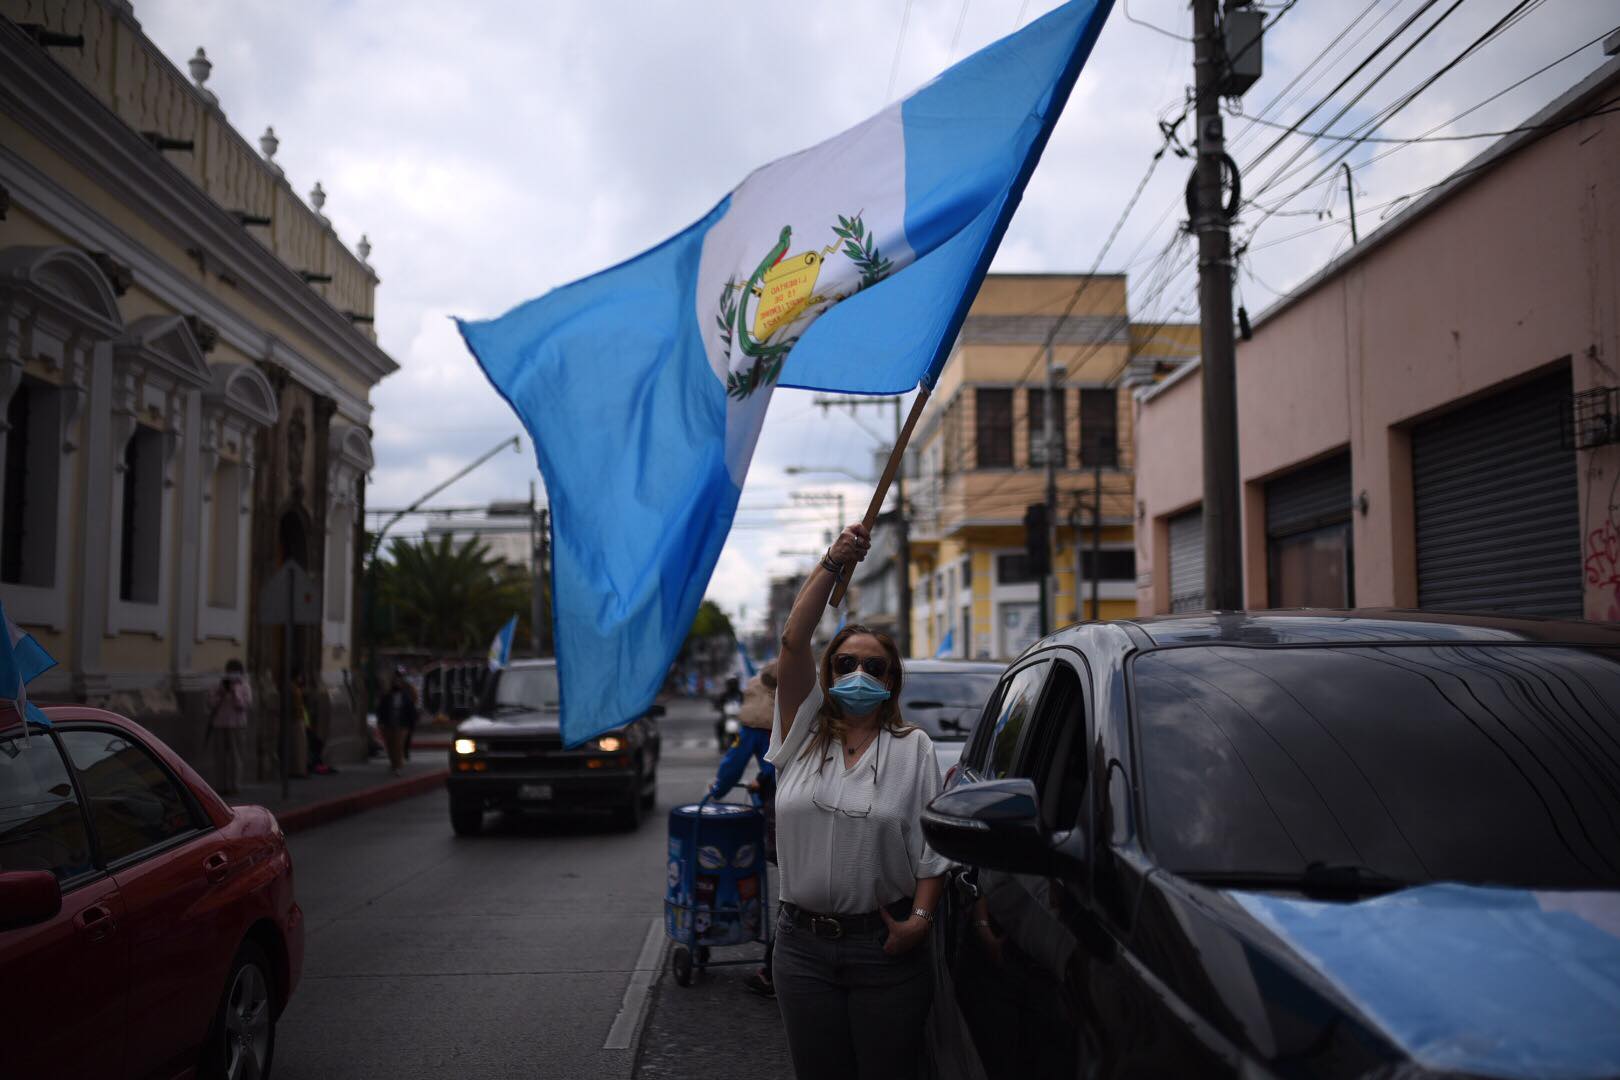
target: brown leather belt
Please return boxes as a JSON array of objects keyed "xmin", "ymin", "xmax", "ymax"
[{"xmin": 781, "ymin": 898, "xmax": 913, "ymax": 940}]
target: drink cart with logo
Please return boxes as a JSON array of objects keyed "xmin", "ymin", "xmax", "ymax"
[{"xmin": 664, "ymin": 797, "xmax": 771, "ymax": 987}]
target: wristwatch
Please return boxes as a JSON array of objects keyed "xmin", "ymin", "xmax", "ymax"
[{"xmin": 912, "ymin": 907, "xmax": 935, "ymax": 924}]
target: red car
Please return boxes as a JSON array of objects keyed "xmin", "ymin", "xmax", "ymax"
[{"xmin": 0, "ymin": 704, "xmax": 303, "ymax": 1080}]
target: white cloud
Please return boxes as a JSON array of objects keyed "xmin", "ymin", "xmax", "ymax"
[{"xmin": 136, "ymin": 0, "xmax": 1620, "ymax": 631}]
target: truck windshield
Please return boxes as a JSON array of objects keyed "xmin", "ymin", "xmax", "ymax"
[
  {"xmin": 492, "ymin": 667, "xmax": 561, "ymax": 711},
  {"xmin": 1132, "ymin": 644, "xmax": 1620, "ymax": 890}
]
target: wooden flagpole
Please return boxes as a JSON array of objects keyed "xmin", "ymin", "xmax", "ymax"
[{"xmin": 828, "ymin": 385, "xmax": 931, "ymax": 609}]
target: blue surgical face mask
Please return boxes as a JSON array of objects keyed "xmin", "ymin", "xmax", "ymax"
[{"xmin": 828, "ymin": 671, "xmax": 891, "ymax": 716}]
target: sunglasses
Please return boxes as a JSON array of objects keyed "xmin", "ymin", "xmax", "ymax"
[{"xmin": 833, "ymin": 653, "xmax": 890, "ymax": 680}]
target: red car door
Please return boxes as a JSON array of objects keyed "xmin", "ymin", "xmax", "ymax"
[
  {"xmin": 0, "ymin": 727, "xmax": 129, "ymax": 1079},
  {"xmin": 58, "ymin": 728, "xmax": 227, "ymax": 1080}
]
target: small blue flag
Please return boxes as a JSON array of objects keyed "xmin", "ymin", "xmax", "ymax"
[
  {"xmin": 736, "ymin": 640, "xmax": 757, "ymax": 679},
  {"xmin": 1, "ymin": 600, "xmax": 57, "ymax": 736},
  {"xmin": 487, "ymin": 614, "xmax": 518, "ymax": 671},
  {"xmin": 460, "ymin": 0, "xmax": 1113, "ymax": 745},
  {"xmin": 934, "ymin": 627, "xmax": 955, "ymax": 659}
]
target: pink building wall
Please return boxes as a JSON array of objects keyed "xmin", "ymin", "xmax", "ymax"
[{"xmin": 1135, "ymin": 60, "xmax": 1620, "ymax": 618}]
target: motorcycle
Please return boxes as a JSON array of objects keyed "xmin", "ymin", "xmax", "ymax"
[{"xmin": 716, "ymin": 698, "xmax": 741, "ymax": 750}]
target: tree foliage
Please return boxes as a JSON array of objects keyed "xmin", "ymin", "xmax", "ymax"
[
  {"xmin": 689, "ymin": 599, "xmax": 735, "ymax": 642},
  {"xmin": 373, "ymin": 535, "xmax": 532, "ymax": 656}
]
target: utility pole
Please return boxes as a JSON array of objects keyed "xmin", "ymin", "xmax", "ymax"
[
  {"xmin": 1193, "ymin": 0, "xmax": 1244, "ymax": 610},
  {"xmin": 536, "ymin": 507, "xmax": 552, "ymax": 656},
  {"xmin": 812, "ymin": 393, "xmax": 913, "ymax": 657},
  {"xmin": 1092, "ymin": 456, "xmax": 1104, "ymax": 621},
  {"xmin": 1042, "ymin": 346, "xmax": 1062, "ymax": 636}
]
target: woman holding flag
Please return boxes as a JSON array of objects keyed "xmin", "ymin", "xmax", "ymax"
[{"xmin": 766, "ymin": 522, "xmax": 948, "ymax": 1078}]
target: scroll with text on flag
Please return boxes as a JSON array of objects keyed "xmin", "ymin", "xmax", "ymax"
[{"xmin": 459, "ymin": 0, "xmax": 1114, "ymax": 746}]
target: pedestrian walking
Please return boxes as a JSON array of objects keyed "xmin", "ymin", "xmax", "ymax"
[
  {"xmin": 709, "ymin": 659, "xmax": 780, "ymax": 997},
  {"xmin": 207, "ymin": 659, "xmax": 251, "ymax": 797},
  {"xmin": 376, "ymin": 667, "xmax": 418, "ymax": 776},
  {"xmin": 766, "ymin": 523, "xmax": 948, "ymax": 1079}
]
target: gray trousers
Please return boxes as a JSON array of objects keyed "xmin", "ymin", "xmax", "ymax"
[
  {"xmin": 213, "ymin": 727, "xmax": 243, "ymax": 795},
  {"xmin": 773, "ymin": 905, "xmax": 934, "ymax": 1080}
]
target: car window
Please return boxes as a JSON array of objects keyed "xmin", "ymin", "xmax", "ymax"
[
  {"xmin": 1132, "ymin": 644, "xmax": 1620, "ymax": 889},
  {"xmin": 0, "ymin": 732, "xmax": 95, "ymax": 883},
  {"xmin": 58, "ymin": 730, "xmax": 200, "ymax": 865},
  {"xmin": 491, "ymin": 666, "xmax": 560, "ymax": 711},
  {"xmin": 1014, "ymin": 660, "xmax": 1088, "ymax": 830},
  {"xmin": 983, "ymin": 662, "xmax": 1048, "ymax": 779},
  {"xmin": 900, "ymin": 670, "xmax": 1000, "ymax": 742}
]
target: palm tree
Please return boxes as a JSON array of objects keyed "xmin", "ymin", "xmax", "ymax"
[{"xmin": 375, "ymin": 535, "xmax": 528, "ymax": 656}]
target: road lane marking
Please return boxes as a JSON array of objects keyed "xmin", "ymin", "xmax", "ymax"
[{"xmin": 603, "ymin": 916, "xmax": 666, "ymax": 1050}]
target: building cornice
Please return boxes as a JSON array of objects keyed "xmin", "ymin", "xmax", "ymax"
[
  {"xmin": 0, "ymin": 143, "xmax": 375, "ymax": 423},
  {"xmin": 0, "ymin": 21, "xmax": 397, "ymax": 388}
]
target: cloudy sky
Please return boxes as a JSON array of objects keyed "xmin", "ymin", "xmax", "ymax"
[{"xmin": 140, "ymin": 0, "xmax": 1617, "ymax": 635}]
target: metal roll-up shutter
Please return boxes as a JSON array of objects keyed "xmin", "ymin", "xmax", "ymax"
[
  {"xmin": 1413, "ymin": 369, "xmax": 1580, "ymax": 615},
  {"xmin": 1168, "ymin": 508, "xmax": 1205, "ymax": 612},
  {"xmin": 1266, "ymin": 453, "xmax": 1352, "ymax": 537}
]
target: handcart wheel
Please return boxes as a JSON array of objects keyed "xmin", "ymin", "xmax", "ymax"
[
  {"xmin": 672, "ymin": 945, "xmax": 694, "ymax": 987},
  {"xmin": 696, "ymin": 945, "xmax": 711, "ymax": 968}
]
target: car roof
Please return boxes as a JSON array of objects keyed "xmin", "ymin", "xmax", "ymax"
[
  {"xmin": 1089, "ymin": 609, "xmax": 1620, "ymax": 649},
  {"xmin": 901, "ymin": 659, "xmax": 1006, "ymax": 674}
]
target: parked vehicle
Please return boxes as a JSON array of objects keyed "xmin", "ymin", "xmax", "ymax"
[
  {"xmin": 447, "ymin": 659, "xmax": 663, "ymax": 835},
  {"xmin": 922, "ymin": 611, "xmax": 1620, "ymax": 1080},
  {"xmin": 898, "ymin": 658, "xmax": 1004, "ymax": 778},
  {"xmin": 1, "ymin": 704, "xmax": 303, "ymax": 1080}
]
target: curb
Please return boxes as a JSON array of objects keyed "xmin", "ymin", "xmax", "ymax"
[{"xmin": 271, "ymin": 770, "xmax": 448, "ymax": 834}]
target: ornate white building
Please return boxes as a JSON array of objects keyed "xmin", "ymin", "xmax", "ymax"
[{"xmin": 0, "ymin": 0, "xmax": 396, "ymax": 774}]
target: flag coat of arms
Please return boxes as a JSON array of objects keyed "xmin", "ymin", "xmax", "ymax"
[{"xmin": 460, "ymin": 0, "xmax": 1113, "ymax": 745}]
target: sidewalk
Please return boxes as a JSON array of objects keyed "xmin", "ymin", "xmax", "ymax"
[{"xmin": 229, "ymin": 753, "xmax": 446, "ymax": 834}]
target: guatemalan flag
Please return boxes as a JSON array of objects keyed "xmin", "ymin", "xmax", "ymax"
[
  {"xmin": 460, "ymin": 0, "xmax": 1113, "ymax": 745},
  {"xmin": 487, "ymin": 614, "xmax": 518, "ymax": 672},
  {"xmin": 1, "ymin": 600, "xmax": 57, "ymax": 737}
]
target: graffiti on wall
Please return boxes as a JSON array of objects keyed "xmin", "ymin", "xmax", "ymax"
[{"xmin": 1584, "ymin": 467, "xmax": 1620, "ymax": 621}]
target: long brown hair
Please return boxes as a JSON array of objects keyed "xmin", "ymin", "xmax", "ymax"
[{"xmin": 801, "ymin": 623, "xmax": 915, "ymax": 767}]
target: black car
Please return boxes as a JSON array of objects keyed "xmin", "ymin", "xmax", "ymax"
[
  {"xmin": 923, "ymin": 611, "xmax": 1620, "ymax": 1080},
  {"xmin": 899, "ymin": 659, "xmax": 1005, "ymax": 778},
  {"xmin": 447, "ymin": 659, "xmax": 662, "ymax": 835}
]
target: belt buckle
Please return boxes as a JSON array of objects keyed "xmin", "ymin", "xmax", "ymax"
[{"xmin": 810, "ymin": 915, "xmax": 844, "ymax": 940}]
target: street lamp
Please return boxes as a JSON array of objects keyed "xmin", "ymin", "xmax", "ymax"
[
  {"xmin": 363, "ymin": 435, "xmax": 522, "ymax": 707},
  {"xmin": 785, "ymin": 465, "xmax": 872, "ymax": 482}
]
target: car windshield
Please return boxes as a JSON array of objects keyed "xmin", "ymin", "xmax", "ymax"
[
  {"xmin": 491, "ymin": 667, "xmax": 560, "ymax": 712},
  {"xmin": 901, "ymin": 670, "xmax": 1000, "ymax": 742},
  {"xmin": 1132, "ymin": 644, "xmax": 1620, "ymax": 891}
]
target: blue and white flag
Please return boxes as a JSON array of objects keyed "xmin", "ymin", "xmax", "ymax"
[
  {"xmin": 1, "ymin": 600, "xmax": 57, "ymax": 737},
  {"xmin": 487, "ymin": 614, "xmax": 518, "ymax": 671},
  {"xmin": 460, "ymin": 0, "xmax": 1112, "ymax": 745},
  {"xmin": 934, "ymin": 628, "xmax": 955, "ymax": 659},
  {"xmin": 735, "ymin": 640, "xmax": 757, "ymax": 680}
]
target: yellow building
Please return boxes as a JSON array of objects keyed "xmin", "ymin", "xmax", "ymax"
[
  {"xmin": 1, "ymin": 2, "xmax": 395, "ymax": 773},
  {"xmin": 907, "ymin": 274, "xmax": 1196, "ymax": 658}
]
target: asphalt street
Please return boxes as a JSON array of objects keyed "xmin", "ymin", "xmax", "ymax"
[{"xmin": 271, "ymin": 695, "xmax": 791, "ymax": 1080}]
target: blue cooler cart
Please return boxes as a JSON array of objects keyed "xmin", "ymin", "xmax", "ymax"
[{"xmin": 664, "ymin": 797, "xmax": 771, "ymax": 987}]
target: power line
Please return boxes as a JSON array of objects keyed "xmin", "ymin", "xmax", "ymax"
[
  {"xmin": 1123, "ymin": 0, "xmax": 1193, "ymax": 43},
  {"xmin": 886, "ymin": 0, "xmax": 916, "ymax": 101},
  {"xmin": 1247, "ymin": 0, "xmax": 1547, "ymax": 235},
  {"xmin": 947, "ymin": 0, "xmax": 973, "ymax": 62},
  {"xmin": 1245, "ymin": 25, "xmax": 1616, "ymax": 210},
  {"xmin": 1246, "ymin": 0, "xmax": 1467, "ymax": 194}
]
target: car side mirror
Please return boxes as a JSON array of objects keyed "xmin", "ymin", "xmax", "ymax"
[
  {"xmin": 922, "ymin": 778, "xmax": 1085, "ymax": 879},
  {"xmin": 0, "ymin": 870, "xmax": 62, "ymax": 931}
]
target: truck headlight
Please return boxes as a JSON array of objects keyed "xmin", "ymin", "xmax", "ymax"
[
  {"xmin": 454, "ymin": 738, "xmax": 478, "ymax": 755},
  {"xmin": 594, "ymin": 735, "xmax": 624, "ymax": 753}
]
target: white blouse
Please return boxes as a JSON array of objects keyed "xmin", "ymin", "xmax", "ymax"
[{"xmin": 765, "ymin": 681, "xmax": 951, "ymax": 914}]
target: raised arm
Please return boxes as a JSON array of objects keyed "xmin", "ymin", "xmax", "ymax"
[{"xmin": 775, "ymin": 522, "xmax": 869, "ymax": 741}]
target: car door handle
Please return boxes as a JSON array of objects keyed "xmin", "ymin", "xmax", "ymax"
[
  {"xmin": 75, "ymin": 903, "xmax": 117, "ymax": 942},
  {"xmin": 203, "ymin": 851, "xmax": 231, "ymax": 884}
]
